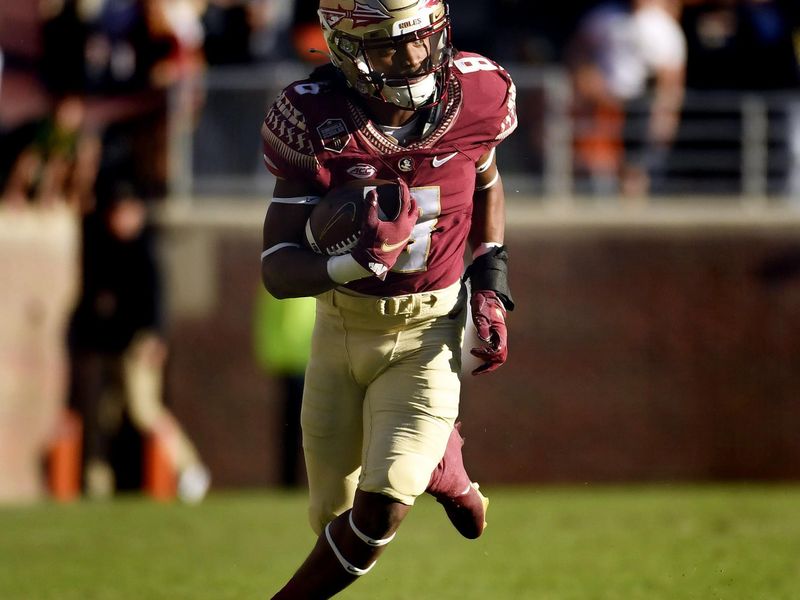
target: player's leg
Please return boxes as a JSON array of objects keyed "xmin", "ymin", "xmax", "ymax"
[
  {"xmin": 370, "ymin": 286, "xmax": 488, "ymax": 538},
  {"xmin": 273, "ymin": 285, "xmax": 468, "ymax": 598},
  {"xmin": 390, "ymin": 287, "xmax": 489, "ymax": 538},
  {"xmin": 300, "ymin": 296, "xmax": 367, "ymax": 533},
  {"xmin": 360, "ymin": 286, "xmax": 481, "ymax": 533},
  {"xmin": 271, "ymin": 489, "xmax": 409, "ymax": 599},
  {"xmin": 274, "ymin": 299, "xmax": 462, "ymax": 599},
  {"xmin": 273, "ymin": 296, "xmax": 403, "ymax": 598},
  {"xmin": 279, "ymin": 295, "xmax": 483, "ymax": 598}
]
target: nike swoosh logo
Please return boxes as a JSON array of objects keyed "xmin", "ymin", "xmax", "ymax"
[
  {"xmin": 381, "ymin": 237, "xmax": 410, "ymax": 252},
  {"xmin": 319, "ymin": 201, "xmax": 357, "ymax": 239},
  {"xmin": 432, "ymin": 152, "xmax": 458, "ymax": 168}
]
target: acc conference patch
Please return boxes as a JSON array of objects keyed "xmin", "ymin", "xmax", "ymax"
[
  {"xmin": 347, "ymin": 163, "xmax": 378, "ymax": 179},
  {"xmin": 318, "ymin": 118, "xmax": 351, "ymax": 154}
]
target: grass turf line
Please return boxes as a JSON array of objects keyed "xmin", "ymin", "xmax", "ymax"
[{"xmin": 1, "ymin": 485, "xmax": 799, "ymax": 599}]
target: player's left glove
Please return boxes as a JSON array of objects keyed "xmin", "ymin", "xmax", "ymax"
[
  {"xmin": 470, "ymin": 290, "xmax": 508, "ymax": 375},
  {"xmin": 464, "ymin": 245, "xmax": 514, "ymax": 376}
]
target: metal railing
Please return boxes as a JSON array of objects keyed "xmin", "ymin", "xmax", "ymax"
[{"xmin": 166, "ymin": 62, "xmax": 800, "ymax": 208}]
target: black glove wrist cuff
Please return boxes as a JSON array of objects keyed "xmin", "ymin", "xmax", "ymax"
[{"xmin": 464, "ymin": 245, "xmax": 515, "ymax": 311}]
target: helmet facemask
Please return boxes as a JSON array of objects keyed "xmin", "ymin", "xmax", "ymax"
[{"xmin": 319, "ymin": 1, "xmax": 452, "ymax": 111}]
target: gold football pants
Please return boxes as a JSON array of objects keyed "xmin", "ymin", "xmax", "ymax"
[{"xmin": 302, "ymin": 281, "xmax": 466, "ymax": 534}]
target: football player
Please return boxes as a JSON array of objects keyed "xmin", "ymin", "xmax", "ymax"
[{"xmin": 260, "ymin": 1, "xmax": 516, "ymax": 597}]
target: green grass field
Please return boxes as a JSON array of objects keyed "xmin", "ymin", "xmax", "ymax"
[{"xmin": 1, "ymin": 485, "xmax": 799, "ymax": 599}]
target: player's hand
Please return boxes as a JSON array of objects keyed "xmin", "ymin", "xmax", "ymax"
[
  {"xmin": 470, "ymin": 290, "xmax": 508, "ymax": 375},
  {"xmin": 351, "ymin": 180, "xmax": 418, "ymax": 280}
]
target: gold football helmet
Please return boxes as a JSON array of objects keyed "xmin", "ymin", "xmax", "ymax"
[{"xmin": 317, "ymin": 0, "xmax": 452, "ymax": 110}]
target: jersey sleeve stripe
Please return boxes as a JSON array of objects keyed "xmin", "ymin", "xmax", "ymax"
[
  {"xmin": 262, "ymin": 121, "xmax": 320, "ymax": 175},
  {"xmin": 495, "ymin": 81, "xmax": 518, "ymax": 142},
  {"xmin": 476, "ymin": 148, "xmax": 496, "ymax": 173},
  {"xmin": 270, "ymin": 196, "xmax": 321, "ymax": 205},
  {"xmin": 261, "ymin": 91, "xmax": 319, "ymax": 176}
]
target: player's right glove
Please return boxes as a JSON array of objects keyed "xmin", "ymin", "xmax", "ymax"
[{"xmin": 350, "ymin": 180, "xmax": 418, "ymax": 280}]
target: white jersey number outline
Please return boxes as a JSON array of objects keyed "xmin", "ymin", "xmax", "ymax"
[
  {"xmin": 453, "ymin": 57, "xmax": 499, "ymax": 74},
  {"xmin": 392, "ymin": 186, "xmax": 440, "ymax": 273}
]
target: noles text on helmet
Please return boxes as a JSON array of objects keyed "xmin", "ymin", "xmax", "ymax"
[{"xmin": 317, "ymin": 0, "xmax": 452, "ymax": 111}]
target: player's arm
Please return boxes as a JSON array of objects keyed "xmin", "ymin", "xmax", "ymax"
[
  {"xmin": 261, "ymin": 178, "xmax": 417, "ymax": 297},
  {"xmin": 465, "ymin": 148, "xmax": 514, "ymax": 375},
  {"xmin": 468, "ymin": 148, "xmax": 505, "ymax": 254},
  {"xmin": 260, "ymin": 178, "xmax": 337, "ymax": 299},
  {"xmin": 259, "ymin": 88, "xmax": 416, "ymax": 297}
]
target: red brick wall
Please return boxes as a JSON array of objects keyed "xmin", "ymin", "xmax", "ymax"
[
  {"xmin": 462, "ymin": 230, "xmax": 800, "ymax": 484},
  {"xmin": 166, "ymin": 227, "xmax": 800, "ymax": 487}
]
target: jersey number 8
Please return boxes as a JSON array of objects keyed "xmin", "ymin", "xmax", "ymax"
[{"xmin": 453, "ymin": 57, "xmax": 499, "ymax": 74}]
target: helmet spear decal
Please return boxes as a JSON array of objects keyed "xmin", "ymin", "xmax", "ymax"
[{"xmin": 320, "ymin": 1, "xmax": 392, "ymax": 29}]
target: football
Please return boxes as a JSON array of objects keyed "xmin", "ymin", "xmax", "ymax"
[{"xmin": 304, "ymin": 178, "xmax": 404, "ymax": 255}]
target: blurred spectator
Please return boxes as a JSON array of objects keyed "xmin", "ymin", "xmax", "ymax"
[
  {"xmin": 2, "ymin": 95, "xmax": 101, "ymax": 211},
  {"xmin": 1, "ymin": 4, "xmax": 64, "ymax": 191},
  {"xmin": 248, "ymin": 0, "xmax": 294, "ymax": 60},
  {"xmin": 193, "ymin": 1, "xmax": 296, "ymax": 186},
  {"xmin": 202, "ymin": 0, "xmax": 294, "ymax": 65},
  {"xmin": 67, "ymin": 180, "xmax": 209, "ymax": 501},
  {"xmin": 0, "ymin": 3, "xmax": 46, "ymax": 77},
  {"xmin": 144, "ymin": 0, "xmax": 206, "ymax": 86},
  {"xmin": 682, "ymin": 0, "xmax": 800, "ymax": 199},
  {"xmin": 202, "ymin": 0, "xmax": 253, "ymax": 65},
  {"xmin": 567, "ymin": 0, "xmax": 687, "ymax": 198},
  {"xmin": 40, "ymin": 0, "xmax": 151, "ymax": 95},
  {"xmin": 447, "ymin": 0, "xmax": 495, "ymax": 57},
  {"xmin": 683, "ymin": 0, "xmax": 800, "ymax": 198},
  {"xmin": 682, "ymin": 0, "xmax": 797, "ymax": 91},
  {"xmin": 492, "ymin": 0, "xmax": 598, "ymax": 64},
  {"xmin": 39, "ymin": 0, "xmax": 203, "ymax": 94},
  {"xmin": 253, "ymin": 290, "xmax": 315, "ymax": 487},
  {"xmin": 290, "ymin": 0, "xmax": 329, "ymax": 65},
  {"xmin": 35, "ymin": 0, "xmax": 206, "ymax": 198}
]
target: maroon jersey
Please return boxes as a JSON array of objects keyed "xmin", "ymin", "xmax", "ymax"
[{"xmin": 262, "ymin": 51, "xmax": 517, "ymax": 296}]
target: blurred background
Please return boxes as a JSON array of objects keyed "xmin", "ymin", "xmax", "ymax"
[{"xmin": 1, "ymin": 0, "xmax": 799, "ymax": 504}]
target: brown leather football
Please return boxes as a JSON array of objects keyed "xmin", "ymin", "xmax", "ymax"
[{"xmin": 304, "ymin": 179, "xmax": 403, "ymax": 255}]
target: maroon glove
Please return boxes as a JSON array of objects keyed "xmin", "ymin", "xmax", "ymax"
[
  {"xmin": 470, "ymin": 290, "xmax": 508, "ymax": 375},
  {"xmin": 351, "ymin": 181, "xmax": 418, "ymax": 280}
]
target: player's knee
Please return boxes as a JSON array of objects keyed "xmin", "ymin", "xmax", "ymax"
[
  {"xmin": 308, "ymin": 502, "xmax": 338, "ymax": 536},
  {"xmin": 379, "ymin": 455, "xmax": 437, "ymax": 503},
  {"xmin": 307, "ymin": 506, "xmax": 328, "ymax": 536}
]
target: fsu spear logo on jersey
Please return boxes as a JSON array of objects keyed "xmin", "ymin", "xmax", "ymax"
[{"xmin": 319, "ymin": 1, "xmax": 392, "ymax": 29}]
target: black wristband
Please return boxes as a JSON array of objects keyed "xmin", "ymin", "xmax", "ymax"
[{"xmin": 464, "ymin": 245, "xmax": 515, "ymax": 311}]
